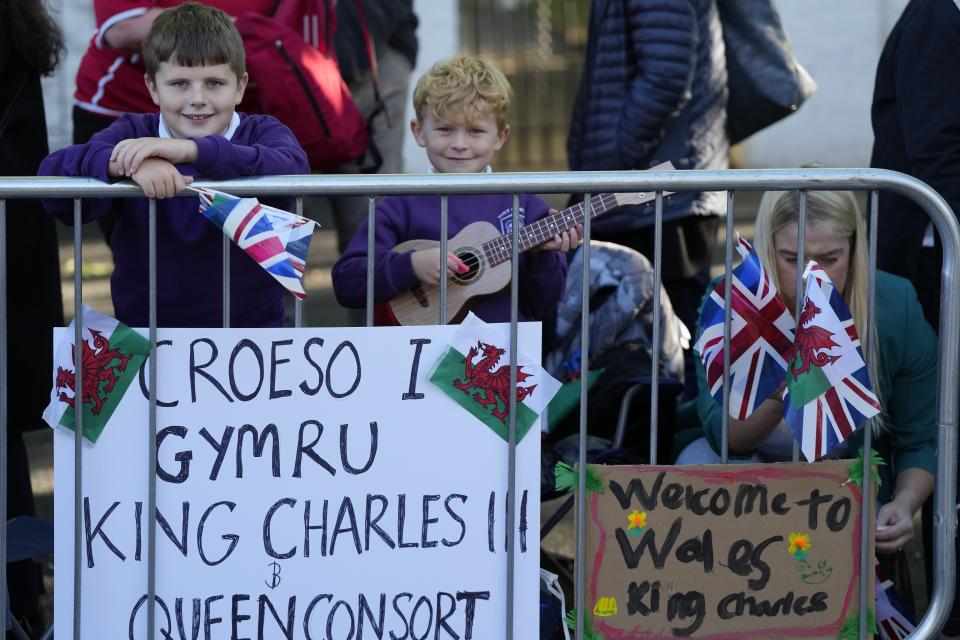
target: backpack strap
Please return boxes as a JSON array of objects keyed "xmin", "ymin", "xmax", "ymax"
[{"xmin": 351, "ymin": 0, "xmax": 387, "ymax": 127}]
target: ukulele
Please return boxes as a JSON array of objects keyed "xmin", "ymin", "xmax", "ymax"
[{"xmin": 388, "ymin": 186, "xmax": 671, "ymax": 326}]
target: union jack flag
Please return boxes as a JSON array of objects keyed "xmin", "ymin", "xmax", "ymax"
[
  {"xmin": 694, "ymin": 237, "xmax": 795, "ymax": 419},
  {"xmin": 783, "ymin": 262, "xmax": 882, "ymax": 461},
  {"xmin": 875, "ymin": 561, "xmax": 915, "ymax": 640},
  {"xmin": 197, "ymin": 187, "xmax": 317, "ymax": 299}
]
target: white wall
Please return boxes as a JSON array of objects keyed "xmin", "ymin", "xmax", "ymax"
[
  {"xmin": 738, "ymin": 0, "xmax": 909, "ymax": 168},
  {"xmin": 42, "ymin": 0, "xmax": 96, "ymax": 152},
  {"xmin": 401, "ymin": 0, "xmax": 460, "ymax": 173}
]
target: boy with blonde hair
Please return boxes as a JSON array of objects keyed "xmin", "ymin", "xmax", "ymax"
[
  {"xmin": 40, "ymin": 3, "xmax": 309, "ymax": 328},
  {"xmin": 332, "ymin": 55, "xmax": 580, "ymax": 324}
]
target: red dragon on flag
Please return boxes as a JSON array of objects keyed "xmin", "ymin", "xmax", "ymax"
[
  {"xmin": 428, "ymin": 313, "xmax": 562, "ymax": 443},
  {"xmin": 54, "ymin": 329, "xmax": 132, "ymax": 416},
  {"xmin": 790, "ymin": 298, "xmax": 841, "ymax": 379},
  {"xmin": 453, "ymin": 341, "xmax": 538, "ymax": 423},
  {"xmin": 43, "ymin": 306, "xmax": 151, "ymax": 443}
]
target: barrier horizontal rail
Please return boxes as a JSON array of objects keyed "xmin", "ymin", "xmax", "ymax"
[
  {"xmin": 2, "ymin": 166, "xmax": 958, "ymax": 199},
  {"xmin": 0, "ymin": 167, "xmax": 956, "ymax": 640}
]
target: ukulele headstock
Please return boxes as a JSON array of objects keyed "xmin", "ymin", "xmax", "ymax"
[{"xmin": 610, "ymin": 162, "xmax": 676, "ymax": 209}]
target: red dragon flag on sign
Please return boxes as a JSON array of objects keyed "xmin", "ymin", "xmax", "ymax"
[
  {"xmin": 42, "ymin": 305, "xmax": 151, "ymax": 443},
  {"xmin": 783, "ymin": 262, "xmax": 883, "ymax": 461},
  {"xmin": 694, "ymin": 236, "xmax": 795, "ymax": 419},
  {"xmin": 429, "ymin": 313, "xmax": 561, "ymax": 443},
  {"xmin": 195, "ymin": 186, "xmax": 317, "ymax": 299}
]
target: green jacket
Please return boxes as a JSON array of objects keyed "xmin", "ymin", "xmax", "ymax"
[{"xmin": 695, "ymin": 271, "xmax": 937, "ymax": 502}]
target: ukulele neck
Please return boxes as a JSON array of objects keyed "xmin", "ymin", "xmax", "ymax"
[{"xmin": 481, "ymin": 193, "xmax": 620, "ymax": 267}]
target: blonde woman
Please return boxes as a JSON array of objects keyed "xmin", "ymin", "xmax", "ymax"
[{"xmin": 679, "ymin": 190, "xmax": 936, "ymax": 555}]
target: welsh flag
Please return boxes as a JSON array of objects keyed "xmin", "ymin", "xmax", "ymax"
[
  {"xmin": 429, "ymin": 313, "xmax": 561, "ymax": 443},
  {"xmin": 196, "ymin": 187, "xmax": 317, "ymax": 299},
  {"xmin": 783, "ymin": 262, "xmax": 882, "ymax": 461},
  {"xmin": 42, "ymin": 305, "xmax": 151, "ymax": 443}
]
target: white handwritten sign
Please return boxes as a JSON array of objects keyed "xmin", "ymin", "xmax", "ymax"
[{"xmin": 54, "ymin": 325, "xmax": 541, "ymax": 639}]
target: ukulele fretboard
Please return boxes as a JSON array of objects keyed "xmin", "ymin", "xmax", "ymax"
[{"xmin": 482, "ymin": 193, "xmax": 622, "ymax": 267}]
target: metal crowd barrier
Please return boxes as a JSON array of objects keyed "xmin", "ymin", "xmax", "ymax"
[{"xmin": 0, "ymin": 168, "xmax": 956, "ymax": 640}]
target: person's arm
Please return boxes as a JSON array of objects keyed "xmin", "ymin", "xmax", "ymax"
[
  {"xmin": 190, "ymin": 117, "xmax": 310, "ymax": 179},
  {"xmin": 109, "ymin": 137, "xmax": 198, "ymax": 176},
  {"xmin": 876, "ymin": 467, "xmax": 934, "ymax": 553},
  {"xmin": 697, "ymin": 353, "xmax": 785, "ymax": 455},
  {"xmin": 38, "ymin": 116, "xmax": 142, "ymax": 223},
  {"xmin": 331, "ymin": 198, "xmax": 421, "ymax": 309},
  {"xmin": 874, "ymin": 275, "xmax": 938, "ymax": 552},
  {"xmin": 99, "ymin": 7, "xmax": 163, "ymax": 50},
  {"xmin": 616, "ymin": 0, "xmax": 697, "ymax": 169}
]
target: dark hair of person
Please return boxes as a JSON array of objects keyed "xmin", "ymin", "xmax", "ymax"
[
  {"xmin": 143, "ymin": 2, "xmax": 246, "ymax": 81},
  {"xmin": 1, "ymin": 0, "xmax": 64, "ymax": 76}
]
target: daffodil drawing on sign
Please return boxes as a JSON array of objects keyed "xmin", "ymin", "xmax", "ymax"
[
  {"xmin": 593, "ymin": 596, "xmax": 618, "ymax": 617},
  {"xmin": 627, "ymin": 510, "xmax": 647, "ymax": 537},
  {"xmin": 788, "ymin": 532, "xmax": 811, "ymax": 560}
]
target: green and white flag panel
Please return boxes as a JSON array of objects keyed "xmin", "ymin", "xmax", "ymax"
[
  {"xmin": 42, "ymin": 305, "xmax": 151, "ymax": 443},
  {"xmin": 429, "ymin": 313, "xmax": 561, "ymax": 443}
]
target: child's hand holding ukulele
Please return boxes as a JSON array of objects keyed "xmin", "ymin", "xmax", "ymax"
[
  {"xmin": 411, "ymin": 248, "xmax": 470, "ymax": 285},
  {"xmin": 532, "ymin": 216, "xmax": 583, "ymax": 253}
]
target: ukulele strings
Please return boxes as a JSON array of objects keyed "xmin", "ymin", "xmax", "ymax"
[{"xmin": 444, "ymin": 194, "xmax": 614, "ymax": 273}]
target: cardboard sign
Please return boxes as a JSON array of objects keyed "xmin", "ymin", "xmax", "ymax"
[
  {"xmin": 582, "ymin": 462, "xmax": 874, "ymax": 639},
  {"xmin": 53, "ymin": 325, "xmax": 541, "ymax": 639}
]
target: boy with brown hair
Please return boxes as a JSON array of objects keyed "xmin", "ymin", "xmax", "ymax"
[
  {"xmin": 332, "ymin": 54, "xmax": 580, "ymax": 324},
  {"xmin": 40, "ymin": 2, "xmax": 309, "ymax": 327}
]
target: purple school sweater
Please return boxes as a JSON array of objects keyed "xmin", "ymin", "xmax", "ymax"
[
  {"xmin": 39, "ymin": 113, "xmax": 309, "ymax": 327},
  {"xmin": 331, "ymin": 193, "xmax": 568, "ymax": 323}
]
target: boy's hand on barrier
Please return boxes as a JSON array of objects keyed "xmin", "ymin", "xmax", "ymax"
[
  {"xmin": 111, "ymin": 137, "xmax": 198, "ymax": 176},
  {"xmin": 131, "ymin": 158, "xmax": 194, "ymax": 199},
  {"xmin": 411, "ymin": 248, "xmax": 464, "ymax": 285}
]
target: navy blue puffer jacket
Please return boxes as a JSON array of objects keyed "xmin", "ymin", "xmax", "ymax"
[{"xmin": 567, "ymin": 0, "xmax": 729, "ymax": 230}]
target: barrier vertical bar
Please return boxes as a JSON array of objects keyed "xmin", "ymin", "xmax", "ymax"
[
  {"xmin": 858, "ymin": 189, "xmax": 879, "ymax": 640},
  {"xmin": 365, "ymin": 195, "xmax": 376, "ymax": 327},
  {"xmin": 295, "ymin": 196, "xmax": 304, "ymax": 328},
  {"xmin": 222, "ymin": 234, "xmax": 230, "ymax": 328},
  {"xmin": 72, "ymin": 198, "xmax": 83, "ymax": 640},
  {"xmin": 505, "ymin": 193, "xmax": 520, "ymax": 640},
  {"xmin": 649, "ymin": 192, "xmax": 663, "ymax": 464},
  {"xmin": 917, "ymin": 180, "xmax": 960, "ymax": 638},
  {"xmin": 0, "ymin": 199, "xmax": 7, "ymax": 634},
  {"xmin": 720, "ymin": 191, "xmax": 735, "ymax": 464},
  {"xmin": 366, "ymin": 195, "xmax": 376, "ymax": 327},
  {"xmin": 146, "ymin": 198, "xmax": 158, "ymax": 640},
  {"xmin": 439, "ymin": 195, "xmax": 449, "ymax": 323},
  {"xmin": 575, "ymin": 193, "xmax": 592, "ymax": 640},
  {"xmin": 792, "ymin": 190, "xmax": 807, "ymax": 463}
]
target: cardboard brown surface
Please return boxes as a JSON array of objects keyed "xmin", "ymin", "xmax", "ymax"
[{"xmin": 581, "ymin": 461, "xmax": 875, "ymax": 639}]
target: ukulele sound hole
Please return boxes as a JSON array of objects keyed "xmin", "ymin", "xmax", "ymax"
[{"xmin": 451, "ymin": 249, "xmax": 482, "ymax": 286}]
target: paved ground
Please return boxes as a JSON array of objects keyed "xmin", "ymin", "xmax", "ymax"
[{"xmin": 20, "ymin": 190, "xmax": 931, "ymax": 628}]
